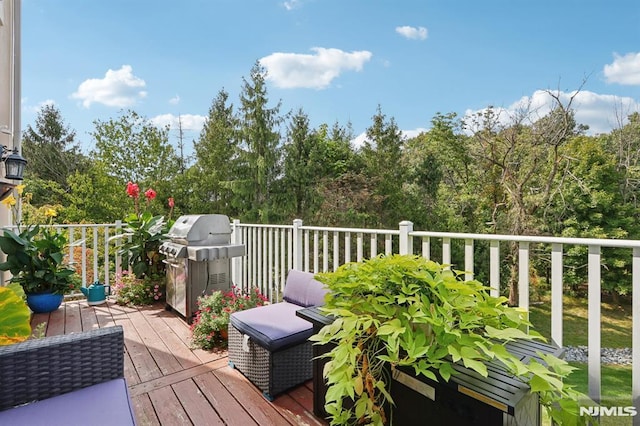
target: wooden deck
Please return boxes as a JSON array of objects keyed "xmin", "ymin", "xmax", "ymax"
[{"xmin": 31, "ymin": 299, "xmax": 327, "ymax": 426}]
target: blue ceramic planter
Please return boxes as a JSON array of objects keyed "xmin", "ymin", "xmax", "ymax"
[{"xmin": 26, "ymin": 292, "xmax": 64, "ymax": 313}]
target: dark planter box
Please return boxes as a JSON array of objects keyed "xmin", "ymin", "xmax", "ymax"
[{"xmin": 297, "ymin": 307, "xmax": 564, "ymax": 426}]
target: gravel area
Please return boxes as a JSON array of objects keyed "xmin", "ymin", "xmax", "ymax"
[{"xmin": 563, "ymin": 346, "xmax": 633, "ymax": 365}]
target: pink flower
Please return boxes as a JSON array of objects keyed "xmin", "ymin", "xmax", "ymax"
[
  {"xmin": 126, "ymin": 182, "xmax": 140, "ymax": 198},
  {"xmin": 145, "ymin": 188, "xmax": 157, "ymax": 201},
  {"xmin": 168, "ymin": 197, "xmax": 175, "ymax": 208}
]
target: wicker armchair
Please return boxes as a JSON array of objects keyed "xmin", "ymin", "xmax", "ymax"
[
  {"xmin": 0, "ymin": 326, "xmax": 135, "ymax": 425},
  {"xmin": 229, "ymin": 270, "xmax": 329, "ymax": 400}
]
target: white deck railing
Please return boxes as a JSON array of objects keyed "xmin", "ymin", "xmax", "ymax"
[
  {"xmin": 0, "ymin": 221, "xmax": 123, "ymax": 289},
  {"xmin": 1, "ymin": 218, "xmax": 637, "ymax": 413},
  {"xmin": 231, "ymin": 219, "xmax": 640, "ymax": 413}
]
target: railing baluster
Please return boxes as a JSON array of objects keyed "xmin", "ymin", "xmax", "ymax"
[
  {"xmin": 333, "ymin": 232, "xmax": 339, "ymax": 271},
  {"xmin": 370, "ymin": 233, "xmax": 377, "ymax": 259},
  {"xmin": 313, "ymin": 231, "xmax": 319, "ymax": 273},
  {"xmin": 345, "ymin": 232, "xmax": 351, "ymax": 264},
  {"xmin": 357, "ymin": 232, "xmax": 363, "ymax": 263},
  {"xmin": 304, "ymin": 229, "xmax": 310, "ymax": 272},
  {"xmin": 518, "ymin": 242, "xmax": 530, "ymax": 312},
  {"xmin": 588, "ymin": 245, "xmax": 602, "ymax": 404},
  {"xmin": 422, "ymin": 236, "xmax": 430, "ymax": 260},
  {"xmin": 489, "ymin": 240, "xmax": 499, "ymax": 297},
  {"xmin": 93, "ymin": 227, "xmax": 99, "ymax": 283},
  {"xmin": 442, "ymin": 237, "xmax": 451, "ymax": 268},
  {"xmin": 551, "ymin": 243, "xmax": 563, "ymax": 347},
  {"xmin": 323, "ymin": 231, "xmax": 329, "ymax": 272},
  {"xmin": 81, "ymin": 227, "xmax": 87, "ymax": 287},
  {"xmin": 464, "ymin": 239, "xmax": 473, "ymax": 281},
  {"xmin": 104, "ymin": 226, "xmax": 110, "ymax": 286},
  {"xmin": 385, "ymin": 234, "xmax": 392, "ymax": 255},
  {"xmin": 632, "ymin": 247, "xmax": 640, "ymax": 416}
]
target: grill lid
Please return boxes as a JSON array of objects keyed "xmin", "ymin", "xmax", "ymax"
[{"xmin": 167, "ymin": 214, "xmax": 232, "ymax": 245}]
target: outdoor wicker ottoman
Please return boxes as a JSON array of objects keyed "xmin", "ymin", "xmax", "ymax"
[{"xmin": 228, "ymin": 269, "xmax": 328, "ymax": 400}]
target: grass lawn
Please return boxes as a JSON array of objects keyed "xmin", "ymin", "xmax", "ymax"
[
  {"xmin": 530, "ymin": 295, "xmax": 634, "ymax": 425},
  {"xmin": 529, "ymin": 294, "xmax": 632, "ymax": 348}
]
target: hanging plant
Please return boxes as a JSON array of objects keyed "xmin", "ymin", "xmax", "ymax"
[{"xmin": 312, "ymin": 254, "xmax": 595, "ymax": 426}]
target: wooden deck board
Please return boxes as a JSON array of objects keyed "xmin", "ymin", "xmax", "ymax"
[{"xmin": 40, "ymin": 299, "xmax": 326, "ymax": 426}]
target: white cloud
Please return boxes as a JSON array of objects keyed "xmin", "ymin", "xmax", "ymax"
[
  {"xmin": 260, "ymin": 47, "xmax": 373, "ymax": 89},
  {"xmin": 604, "ymin": 52, "xmax": 640, "ymax": 85},
  {"xmin": 71, "ymin": 65, "xmax": 147, "ymax": 108},
  {"xmin": 283, "ymin": 0, "xmax": 302, "ymax": 10},
  {"xmin": 150, "ymin": 113, "xmax": 207, "ymax": 134},
  {"xmin": 395, "ymin": 26, "xmax": 428, "ymax": 40},
  {"xmin": 464, "ymin": 89, "xmax": 640, "ymax": 135},
  {"xmin": 24, "ymin": 99, "xmax": 56, "ymax": 114},
  {"xmin": 351, "ymin": 128, "xmax": 426, "ymax": 149},
  {"xmin": 169, "ymin": 95, "xmax": 180, "ymax": 105}
]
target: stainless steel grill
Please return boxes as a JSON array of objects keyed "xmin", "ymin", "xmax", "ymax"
[{"xmin": 159, "ymin": 214, "xmax": 245, "ymax": 321}]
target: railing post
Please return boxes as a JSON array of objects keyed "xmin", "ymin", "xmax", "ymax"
[
  {"xmin": 232, "ymin": 219, "xmax": 242, "ymax": 287},
  {"xmin": 399, "ymin": 221, "xmax": 413, "ymax": 255},
  {"xmin": 292, "ymin": 219, "xmax": 303, "ymax": 271}
]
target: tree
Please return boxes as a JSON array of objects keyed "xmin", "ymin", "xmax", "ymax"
[
  {"xmin": 21, "ymin": 104, "xmax": 88, "ymax": 199},
  {"xmin": 548, "ymin": 136, "xmax": 637, "ymax": 301},
  {"xmin": 235, "ymin": 62, "xmax": 284, "ymax": 222},
  {"xmin": 360, "ymin": 105, "xmax": 407, "ymax": 227},
  {"xmin": 277, "ymin": 108, "xmax": 320, "ymax": 220},
  {"xmin": 190, "ymin": 89, "xmax": 238, "ymax": 215},
  {"xmin": 90, "ymin": 110, "xmax": 181, "ymax": 209},
  {"xmin": 463, "ymin": 91, "xmax": 585, "ymax": 305}
]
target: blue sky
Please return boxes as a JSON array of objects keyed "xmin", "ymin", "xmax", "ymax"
[{"xmin": 21, "ymin": 0, "xmax": 640, "ymax": 154}]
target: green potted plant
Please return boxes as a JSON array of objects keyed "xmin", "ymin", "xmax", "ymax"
[
  {"xmin": 0, "ymin": 222, "xmax": 80, "ymax": 313},
  {"xmin": 0, "ymin": 188, "xmax": 79, "ymax": 313},
  {"xmin": 312, "ymin": 254, "xmax": 595, "ymax": 426}
]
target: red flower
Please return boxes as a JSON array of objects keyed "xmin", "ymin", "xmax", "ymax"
[
  {"xmin": 168, "ymin": 197, "xmax": 175, "ymax": 208},
  {"xmin": 145, "ymin": 188, "xmax": 157, "ymax": 201},
  {"xmin": 126, "ymin": 182, "xmax": 140, "ymax": 198}
]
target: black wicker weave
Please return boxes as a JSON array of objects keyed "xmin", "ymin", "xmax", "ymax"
[
  {"xmin": 228, "ymin": 324, "xmax": 313, "ymax": 399},
  {"xmin": 0, "ymin": 326, "xmax": 124, "ymax": 411}
]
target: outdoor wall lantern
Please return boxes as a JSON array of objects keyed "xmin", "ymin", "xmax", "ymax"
[
  {"xmin": 0, "ymin": 126, "xmax": 28, "ymax": 201},
  {"xmin": 1, "ymin": 146, "xmax": 27, "ymax": 180}
]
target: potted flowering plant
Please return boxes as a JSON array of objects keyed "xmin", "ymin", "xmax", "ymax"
[
  {"xmin": 0, "ymin": 187, "xmax": 80, "ymax": 313},
  {"xmin": 190, "ymin": 286, "xmax": 268, "ymax": 350}
]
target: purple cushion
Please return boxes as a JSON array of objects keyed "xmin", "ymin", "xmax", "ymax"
[
  {"xmin": 282, "ymin": 269, "xmax": 329, "ymax": 307},
  {"xmin": 0, "ymin": 378, "xmax": 135, "ymax": 425},
  {"xmin": 230, "ymin": 302, "xmax": 312, "ymax": 352}
]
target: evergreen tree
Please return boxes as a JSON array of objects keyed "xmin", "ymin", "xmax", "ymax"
[
  {"xmin": 190, "ymin": 89, "xmax": 238, "ymax": 215},
  {"xmin": 235, "ymin": 62, "xmax": 284, "ymax": 222},
  {"xmin": 21, "ymin": 104, "xmax": 88, "ymax": 198}
]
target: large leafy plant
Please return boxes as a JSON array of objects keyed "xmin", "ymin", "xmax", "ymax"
[
  {"xmin": 312, "ymin": 255, "xmax": 594, "ymax": 426},
  {"xmin": 112, "ymin": 182, "xmax": 173, "ymax": 279}
]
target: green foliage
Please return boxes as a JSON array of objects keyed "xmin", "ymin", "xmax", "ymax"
[
  {"xmin": 235, "ymin": 61, "xmax": 284, "ymax": 222},
  {"xmin": 0, "ymin": 225, "xmax": 80, "ymax": 295},
  {"xmin": 312, "ymin": 255, "xmax": 594, "ymax": 426},
  {"xmin": 21, "ymin": 103, "xmax": 88, "ymax": 192},
  {"xmin": 115, "ymin": 212, "xmax": 168, "ymax": 279},
  {"xmin": 90, "ymin": 109, "xmax": 180, "ymax": 188},
  {"xmin": 113, "ymin": 271, "xmax": 165, "ymax": 306},
  {"xmin": 190, "ymin": 89, "xmax": 239, "ymax": 216},
  {"xmin": 189, "ymin": 286, "xmax": 268, "ymax": 350},
  {"xmin": 0, "ymin": 284, "xmax": 32, "ymax": 345}
]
